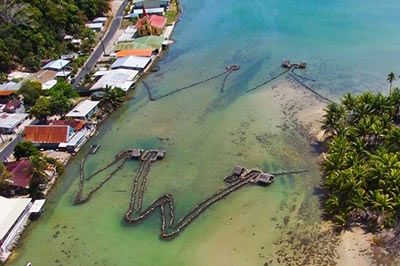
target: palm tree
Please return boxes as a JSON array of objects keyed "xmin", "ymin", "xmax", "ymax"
[
  {"xmin": 28, "ymin": 155, "xmax": 48, "ymax": 199},
  {"xmin": 321, "ymin": 102, "xmax": 345, "ymax": 136},
  {"xmin": 387, "ymin": 72, "xmax": 396, "ymax": 94},
  {"xmin": 102, "ymin": 85, "xmax": 125, "ymax": 108}
]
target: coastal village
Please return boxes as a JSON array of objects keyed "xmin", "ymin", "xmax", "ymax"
[{"xmin": 0, "ymin": 0, "xmax": 179, "ymax": 262}]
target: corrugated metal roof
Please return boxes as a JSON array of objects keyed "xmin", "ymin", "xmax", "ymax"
[
  {"xmin": 111, "ymin": 55, "xmax": 151, "ymax": 69},
  {"xmin": 66, "ymin": 100, "xmax": 99, "ymax": 118},
  {"xmin": 0, "ymin": 196, "xmax": 32, "ymax": 240},
  {"xmin": 116, "ymin": 49, "xmax": 153, "ymax": 57},
  {"xmin": 42, "ymin": 59, "xmax": 70, "ymax": 70},
  {"xmin": 0, "ymin": 90, "xmax": 14, "ymax": 96},
  {"xmin": 51, "ymin": 119, "xmax": 86, "ymax": 131},
  {"xmin": 25, "ymin": 125, "xmax": 70, "ymax": 143},
  {"xmin": 5, "ymin": 159, "xmax": 33, "ymax": 188}
]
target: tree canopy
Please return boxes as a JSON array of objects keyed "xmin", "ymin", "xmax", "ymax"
[
  {"xmin": 19, "ymin": 81, "xmax": 42, "ymax": 106},
  {"xmin": 321, "ymin": 89, "xmax": 400, "ymax": 229},
  {"xmin": 0, "ymin": 0, "xmax": 110, "ymax": 75},
  {"xmin": 14, "ymin": 141, "xmax": 40, "ymax": 160}
]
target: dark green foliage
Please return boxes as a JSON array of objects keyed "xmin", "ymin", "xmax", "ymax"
[
  {"xmin": 28, "ymin": 155, "xmax": 49, "ymax": 199},
  {"xmin": 48, "ymin": 80, "xmax": 79, "ymax": 98},
  {"xmin": 49, "ymin": 93, "xmax": 71, "ymax": 115},
  {"xmin": 14, "ymin": 141, "xmax": 40, "ymax": 160},
  {"xmin": 322, "ymin": 89, "xmax": 400, "ymax": 229},
  {"xmin": 18, "ymin": 81, "xmax": 43, "ymax": 106},
  {"xmin": 30, "ymin": 97, "xmax": 51, "ymax": 121},
  {"xmin": 102, "ymin": 86, "xmax": 125, "ymax": 108},
  {"xmin": 0, "ymin": 0, "xmax": 109, "ymax": 76}
]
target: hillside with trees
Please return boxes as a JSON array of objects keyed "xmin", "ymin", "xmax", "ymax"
[
  {"xmin": 0, "ymin": 0, "xmax": 110, "ymax": 75},
  {"xmin": 321, "ymin": 89, "xmax": 400, "ymax": 229}
]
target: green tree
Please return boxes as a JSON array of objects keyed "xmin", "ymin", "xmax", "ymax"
[
  {"xmin": 28, "ymin": 155, "xmax": 48, "ymax": 199},
  {"xmin": 30, "ymin": 97, "xmax": 51, "ymax": 123},
  {"xmin": 102, "ymin": 86, "xmax": 125, "ymax": 108},
  {"xmin": 49, "ymin": 80, "xmax": 79, "ymax": 98},
  {"xmin": 13, "ymin": 141, "xmax": 39, "ymax": 160},
  {"xmin": 49, "ymin": 93, "xmax": 71, "ymax": 116},
  {"xmin": 0, "ymin": 163, "xmax": 12, "ymax": 193},
  {"xmin": 18, "ymin": 81, "xmax": 43, "ymax": 106},
  {"xmin": 387, "ymin": 72, "xmax": 396, "ymax": 94}
]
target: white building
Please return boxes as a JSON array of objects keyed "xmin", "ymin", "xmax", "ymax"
[
  {"xmin": 42, "ymin": 59, "xmax": 70, "ymax": 71},
  {"xmin": 0, "ymin": 113, "xmax": 28, "ymax": 134},
  {"xmin": 0, "ymin": 196, "xmax": 32, "ymax": 254},
  {"xmin": 111, "ymin": 56, "xmax": 151, "ymax": 71},
  {"xmin": 92, "ymin": 17, "xmax": 108, "ymax": 24},
  {"xmin": 66, "ymin": 100, "xmax": 100, "ymax": 120},
  {"xmin": 133, "ymin": 0, "xmax": 170, "ymax": 9},
  {"xmin": 85, "ymin": 23, "xmax": 104, "ymax": 31},
  {"xmin": 91, "ymin": 69, "xmax": 139, "ymax": 92}
]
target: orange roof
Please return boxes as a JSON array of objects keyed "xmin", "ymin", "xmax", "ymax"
[
  {"xmin": 116, "ymin": 49, "xmax": 153, "ymax": 57},
  {"xmin": 25, "ymin": 125, "xmax": 70, "ymax": 143},
  {"xmin": 0, "ymin": 90, "xmax": 15, "ymax": 96}
]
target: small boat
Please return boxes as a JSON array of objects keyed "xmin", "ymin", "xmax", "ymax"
[{"xmin": 89, "ymin": 144, "xmax": 100, "ymax": 154}]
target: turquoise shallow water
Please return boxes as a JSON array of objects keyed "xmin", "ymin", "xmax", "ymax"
[{"xmin": 8, "ymin": 0, "xmax": 400, "ymax": 265}]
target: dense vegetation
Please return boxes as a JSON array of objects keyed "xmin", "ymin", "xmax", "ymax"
[
  {"xmin": 322, "ymin": 89, "xmax": 400, "ymax": 229},
  {"xmin": 0, "ymin": 0, "xmax": 109, "ymax": 74},
  {"xmin": 24, "ymin": 80, "xmax": 79, "ymax": 121}
]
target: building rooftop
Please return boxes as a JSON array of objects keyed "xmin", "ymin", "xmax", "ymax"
[
  {"xmin": 66, "ymin": 100, "xmax": 100, "ymax": 118},
  {"xmin": 0, "ymin": 82, "xmax": 21, "ymax": 91},
  {"xmin": 25, "ymin": 125, "xmax": 70, "ymax": 144},
  {"xmin": 42, "ymin": 79, "xmax": 58, "ymax": 90},
  {"xmin": 136, "ymin": 14, "xmax": 167, "ymax": 29},
  {"xmin": 50, "ymin": 119, "xmax": 86, "ymax": 131},
  {"xmin": 91, "ymin": 69, "xmax": 139, "ymax": 91},
  {"xmin": 29, "ymin": 70, "xmax": 57, "ymax": 84},
  {"xmin": 0, "ymin": 90, "xmax": 15, "ymax": 96},
  {"xmin": 92, "ymin": 17, "xmax": 107, "ymax": 23},
  {"xmin": 111, "ymin": 55, "xmax": 151, "ymax": 70},
  {"xmin": 85, "ymin": 23, "xmax": 104, "ymax": 30},
  {"xmin": 29, "ymin": 199, "xmax": 46, "ymax": 213},
  {"xmin": 116, "ymin": 49, "xmax": 154, "ymax": 57},
  {"xmin": 0, "ymin": 113, "xmax": 27, "ymax": 130},
  {"xmin": 42, "ymin": 59, "xmax": 70, "ymax": 70},
  {"xmin": 59, "ymin": 131, "xmax": 86, "ymax": 148},
  {"xmin": 133, "ymin": 7, "xmax": 164, "ymax": 15},
  {"xmin": 0, "ymin": 196, "xmax": 32, "ymax": 241},
  {"xmin": 5, "ymin": 159, "xmax": 33, "ymax": 188}
]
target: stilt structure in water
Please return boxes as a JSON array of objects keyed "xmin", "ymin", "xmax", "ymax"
[{"xmin": 74, "ymin": 148, "xmax": 307, "ymax": 239}]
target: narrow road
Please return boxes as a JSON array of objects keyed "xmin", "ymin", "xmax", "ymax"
[
  {"xmin": 0, "ymin": 135, "xmax": 23, "ymax": 162},
  {"xmin": 72, "ymin": 0, "xmax": 129, "ymax": 88}
]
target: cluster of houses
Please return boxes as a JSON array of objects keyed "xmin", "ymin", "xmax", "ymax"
[
  {"xmin": 90, "ymin": 0, "xmax": 174, "ymax": 92},
  {"xmin": 0, "ymin": 0, "xmax": 178, "ymax": 261}
]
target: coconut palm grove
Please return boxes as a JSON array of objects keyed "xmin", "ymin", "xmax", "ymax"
[{"xmin": 322, "ymin": 86, "xmax": 400, "ymax": 229}]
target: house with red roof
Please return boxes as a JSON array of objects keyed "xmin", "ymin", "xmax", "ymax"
[
  {"xmin": 5, "ymin": 159, "xmax": 33, "ymax": 194},
  {"xmin": 4, "ymin": 100, "xmax": 22, "ymax": 114},
  {"xmin": 24, "ymin": 125, "xmax": 87, "ymax": 152},
  {"xmin": 50, "ymin": 119, "xmax": 86, "ymax": 131},
  {"xmin": 136, "ymin": 6, "xmax": 167, "ymax": 36}
]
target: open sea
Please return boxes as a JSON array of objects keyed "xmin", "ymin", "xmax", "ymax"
[{"xmin": 8, "ymin": 0, "xmax": 400, "ymax": 265}]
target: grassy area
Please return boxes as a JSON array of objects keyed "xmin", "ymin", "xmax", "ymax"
[{"xmin": 165, "ymin": 0, "xmax": 180, "ymax": 24}]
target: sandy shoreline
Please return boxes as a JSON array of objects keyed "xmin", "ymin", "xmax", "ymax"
[{"xmin": 267, "ymin": 78, "xmax": 388, "ymax": 265}]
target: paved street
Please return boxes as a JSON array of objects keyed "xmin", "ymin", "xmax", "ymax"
[
  {"xmin": 72, "ymin": 0, "xmax": 129, "ymax": 88},
  {"xmin": 0, "ymin": 135, "xmax": 22, "ymax": 162}
]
